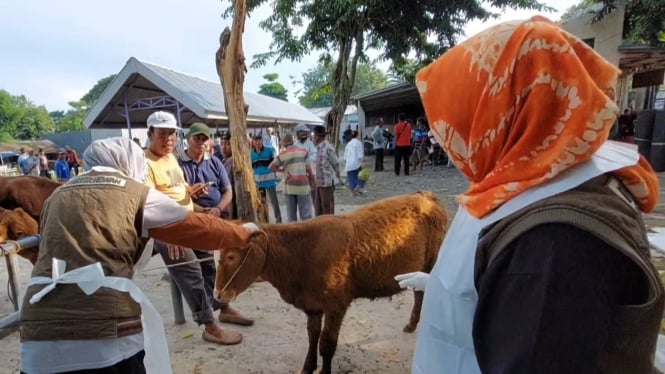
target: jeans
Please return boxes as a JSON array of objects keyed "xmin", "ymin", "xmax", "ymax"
[
  {"xmin": 155, "ymin": 241, "xmax": 225, "ymax": 325},
  {"xmin": 394, "ymin": 146, "xmax": 411, "ymax": 175},
  {"xmin": 346, "ymin": 168, "xmax": 361, "ymax": 191},
  {"xmin": 284, "ymin": 193, "xmax": 314, "ymax": 222},
  {"xmin": 259, "ymin": 186, "xmax": 282, "ymax": 223},
  {"xmin": 374, "ymin": 148, "xmax": 384, "ymax": 171}
]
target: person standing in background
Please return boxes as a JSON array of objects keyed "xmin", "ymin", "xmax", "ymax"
[
  {"xmin": 393, "ymin": 113, "xmax": 412, "ymax": 176},
  {"xmin": 372, "ymin": 118, "xmax": 386, "ymax": 172}
]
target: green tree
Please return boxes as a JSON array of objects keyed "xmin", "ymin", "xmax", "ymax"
[
  {"xmin": 57, "ymin": 101, "xmax": 87, "ymax": 133},
  {"xmin": 229, "ymin": 0, "xmax": 549, "ymax": 148},
  {"xmin": 297, "ymin": 60, "xmax": 389, "ymax": 108},
  {"xmin": 81, "ymin": 74, "xmax": 117, "ymax": 105},
  {"xmin": 258, "ymin": 73, "xmax": 289, "ymax": 101},
  {"xmin": 0, "ymin": 90, "xmax": 55, "ymax": 140},
  {"xmin": 562, "ymin": 0, "xmax": 664, "ymax": 46},
  {"xmin": 49, "ymin": 75, "xmax": 116, "ymax": 133}
]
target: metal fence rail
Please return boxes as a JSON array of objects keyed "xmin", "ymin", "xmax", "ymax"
[{"xmin": 0, "ymin": 235, "xmax": 40, "ymax": 339}]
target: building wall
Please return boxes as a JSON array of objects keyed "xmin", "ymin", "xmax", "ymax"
[{"xmin": 560, "ymin": 4, "xmax": 625, "ymax": 67}]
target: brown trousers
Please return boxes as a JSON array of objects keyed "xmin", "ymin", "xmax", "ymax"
[{"xmin": 314, "ymin": 186, "xmax": 335, "ymax": 216}]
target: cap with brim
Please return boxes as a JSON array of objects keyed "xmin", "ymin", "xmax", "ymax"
[
  {"xmin": 312, "ymin": 126, "xmax": 328, "ymax": 135},
  {"xmin": 188, "ymin": 122, "xmax": 211, "ymax": 138},
  {"xmin": 147, "ymin": 111, "xmax": 178, "ymax": 129}
]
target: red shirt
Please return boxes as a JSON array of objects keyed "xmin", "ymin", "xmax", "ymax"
[{"xmin": 394, "ymin": 121, "xmax": 412, "ymax": 147}]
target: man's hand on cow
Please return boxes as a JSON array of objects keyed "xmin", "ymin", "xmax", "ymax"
[
  {"xmin": 395, "ymin": 272, "xmax": 429, "ymax": 291},
  {"xmin": 206, "ymin": 207, "xmax": 222, "ymax": 217},
  {"xmin": 167, "ymin": 244, "xmax": 187, "ymax": 261}
]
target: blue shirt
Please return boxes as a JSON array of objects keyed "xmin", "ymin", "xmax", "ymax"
[
  {"xmin": 18, "ymin": 154, "xmax": 29, "ymax": 174},
  {"xmin": 179, "ymin": 153, "xmax": 231, "ymax": 209},
  {"xmin": 54, "ymin": 160, "xmax": 71, "ymax": 180},
  {"xmin": 251, "ymin": 146, "xmax": 279, "ymax": 189}
]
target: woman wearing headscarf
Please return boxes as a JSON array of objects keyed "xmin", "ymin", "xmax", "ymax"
[
  {"xmin": 396, "ymin": 17, "xmax": 663, "ymax": 373},
  {"xmin": 19, "ymin": 137, "xmax": 257, "ymax": 374}
]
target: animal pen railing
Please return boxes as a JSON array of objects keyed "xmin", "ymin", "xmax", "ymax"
[{"xmin": 0, "ymin": 235, "xmax": 39, "ymax": 339}]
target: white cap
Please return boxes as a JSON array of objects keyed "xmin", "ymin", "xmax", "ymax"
[
  {"xmin": 147, "ymin": 111, "xmax": 178, "ymax": 129},
  {"xmin": 295, "ymin": 124, "xmax": 309, "ymax": 133}
]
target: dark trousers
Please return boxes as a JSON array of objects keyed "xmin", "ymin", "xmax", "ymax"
[
  {"xmin": 314, "ymin": 186, "xmax": 335, "ymax": 216},
  {"xmin": 374, "ymin": 148, "xmax": 384, "ymax": 171},
  {"xmin": 22, "ymin": 351, "xmax": 146, "ymax": 374},
  {"xmin": 68, "ymin": 162, "xmax": 79, "ymax": 176},
  {"xmin": 156, "ymin": 241, "xmax": 225, "ymax": 325},
  {"xmin": 394, "ymin": 146, "xmax": 411, "ymax": 176}
]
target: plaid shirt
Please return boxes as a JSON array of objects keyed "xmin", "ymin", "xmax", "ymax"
[{"xmin": 315, "ymin": 140, "xmax": 339, "ymax": 187}]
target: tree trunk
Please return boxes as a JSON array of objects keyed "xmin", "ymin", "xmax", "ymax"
[
  {"xmin": 330, "ymin": 28, "xmax": 365, "ymax": 152},
  {"xmin": 215, "ymin": 1, "xmax": 268, "ymax": 223}
]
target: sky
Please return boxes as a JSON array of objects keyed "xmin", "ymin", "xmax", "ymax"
[{"xmin": 0, "ymin": 0, "xmax": 578, "ymax": 112}]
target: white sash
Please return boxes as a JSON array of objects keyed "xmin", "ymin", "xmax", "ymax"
[
  {"xmin": 29, "ymin": 257, "xmax": 172, "ymax": 374},
  {"xmin": 412, "ymin": 141, "xmax": 640, "ymax": 373}
]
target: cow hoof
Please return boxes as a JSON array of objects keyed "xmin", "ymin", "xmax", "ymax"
[
  {"xmin": 300, "ymin": 370, "xmax": 313, "ymax": 374},
  {"xmin": 403, "ymin": 323, "xmax": 416, "ymax": 333}
]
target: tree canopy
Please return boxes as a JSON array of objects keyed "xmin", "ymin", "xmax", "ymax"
[
  {"xmin": 258, "ymin": 73, "xmax": 289, "ymax": 101},
  {"xmin": 0, "ymin": 90, "xmax": 54, "ymax": 141},
  {"xmin": 297, "ymin": 60, "xmax": 389, "ymax": 108},
  {"xmin": 0, "ymin": 73, "xmax": 117, "ymax": 141},
  {"xmin": 229, "ymin": 0, "xmax": 550, "ymax": 148}
]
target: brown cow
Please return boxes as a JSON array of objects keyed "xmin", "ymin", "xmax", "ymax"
[
  {"xmin": 0, "ymin": 176, "xmax": 62, "ymax": 221},
  {"xmin": 0, "ymin": 207, "xmax": 40, "ymax": 264},
  {"xmin": 215, "ymin": 191, "xmax": 448, "ymax": 374}
]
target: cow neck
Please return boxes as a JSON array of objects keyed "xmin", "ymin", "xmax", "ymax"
[{"xmin": 259, "ymin": 225, "xmax": 302, "ymax": 288}]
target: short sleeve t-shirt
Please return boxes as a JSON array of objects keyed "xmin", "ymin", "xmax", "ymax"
[{"xmin": 145, "ymin": 149, "xmax": 192, "ymax": 210}]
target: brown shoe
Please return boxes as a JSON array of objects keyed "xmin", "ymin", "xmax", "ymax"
[
  {"xmin": 202, "ymin": 328, "xmax": 243, "ymax": 345},
  {"xmin": 218, "ymin": 305, "xmax": 255, "ymax": 326}
]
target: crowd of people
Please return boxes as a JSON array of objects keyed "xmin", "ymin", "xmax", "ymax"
[
  {"xmin": 16, "ymin": 145, "xmax": 80, "ymax": 181},
  {"xmin": 17, "ymin": 15, "xmax": 665, "ymax": 374}
]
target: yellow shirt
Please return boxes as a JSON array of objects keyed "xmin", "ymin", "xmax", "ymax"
[{"xmin": 144, "ymin": 149, "xmax": 193, "ymax": 210}]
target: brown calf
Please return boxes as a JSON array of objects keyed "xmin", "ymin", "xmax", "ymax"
[{"xmin": 215, "ymin": 191, "xmax": 448, "ymax": 374}]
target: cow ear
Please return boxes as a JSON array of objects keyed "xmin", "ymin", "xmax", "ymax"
[{"xmin": 14, "ymin": 208, "xmax": 25, "ymax": 214}]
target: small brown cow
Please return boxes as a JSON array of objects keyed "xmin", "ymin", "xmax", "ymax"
[
  {"xmin": 215, "ymin": 191, "xmax": 448, "ymax": 374},
  {"xmin": 0, "ymin": 207, "xmax": 40, "ymax": 264}
]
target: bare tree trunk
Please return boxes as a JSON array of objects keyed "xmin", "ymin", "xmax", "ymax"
[
  {"xmin": 330, "ymin": 26, "xmax": 365, "ymax": 152},
  {"xmin": 215, "ymin": 0, "xmax": 268, "ymax": 223}
]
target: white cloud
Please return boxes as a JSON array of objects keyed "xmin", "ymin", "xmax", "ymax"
[{"xmin": 0, "ymin": 0, "xmax": 578, "ymax": 111}]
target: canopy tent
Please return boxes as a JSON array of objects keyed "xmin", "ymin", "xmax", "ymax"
[
  {"xmin": 0, "ymin": 140, "xmax": 60, "ymax": 154},
  {"xmin": 83, "ymin": 57, "xmax": 323, "ymax": 136}
]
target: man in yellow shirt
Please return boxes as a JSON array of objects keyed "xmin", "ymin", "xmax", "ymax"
[{"xmin": 144, "ymin": 111, "xmax": 252, "ymax": 346}]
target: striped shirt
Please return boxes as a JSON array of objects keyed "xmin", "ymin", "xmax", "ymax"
[
  {"xmin": 271, "ymin": 146, "xmax": 310, "ymax": 195},
  {"xmin": 251, "ymin": 146, "xmax": 279, "ymax": 188}
]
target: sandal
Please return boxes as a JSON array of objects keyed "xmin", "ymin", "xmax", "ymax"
[{"xmin": 202, "ymin": 329, "xmax": 243, "ymax": 345}]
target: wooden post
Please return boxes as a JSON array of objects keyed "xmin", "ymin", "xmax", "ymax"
[{"xmin": 215, "ymin": 0, "xmax": 268, "ymax": 223}]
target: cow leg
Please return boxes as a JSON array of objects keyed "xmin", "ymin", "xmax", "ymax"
[
  {"xmin": 319, "ymin": 309, "xmax": 347, "ymax": 374},
  {"xmin": 403, "ymin": 290, "xmax": 424, "ymax": 333},
  {"xmin": 301, "ymin": 311, "xmax": 323, "ymax": 374}
]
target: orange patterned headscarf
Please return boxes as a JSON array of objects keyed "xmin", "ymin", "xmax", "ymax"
[{"xmin": 416, "ymin": 16, "xmax": 658, "ymax": 218}]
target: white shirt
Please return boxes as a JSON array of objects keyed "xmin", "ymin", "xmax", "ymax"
[
  {"xmin": 21, "ymin": 166, "xmax": 188, "ymax": 374},
  {"xmin": 344, "ymin": 138, "xmax": 364, "ymax": 172}
]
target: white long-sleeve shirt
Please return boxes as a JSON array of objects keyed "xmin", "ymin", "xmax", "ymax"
[{"xmin": 344, "ymin": 138, "xmax": 364, "ymax": 172}]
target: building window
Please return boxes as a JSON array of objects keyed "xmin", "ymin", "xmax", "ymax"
[{"xmin": 582, "ymin": 38, "xmax": 595, "ymax": 48}]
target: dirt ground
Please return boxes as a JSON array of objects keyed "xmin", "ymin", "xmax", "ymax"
[{"xmin": 2, "ymin": 153, "xmax": 665, "ymax": 373}]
